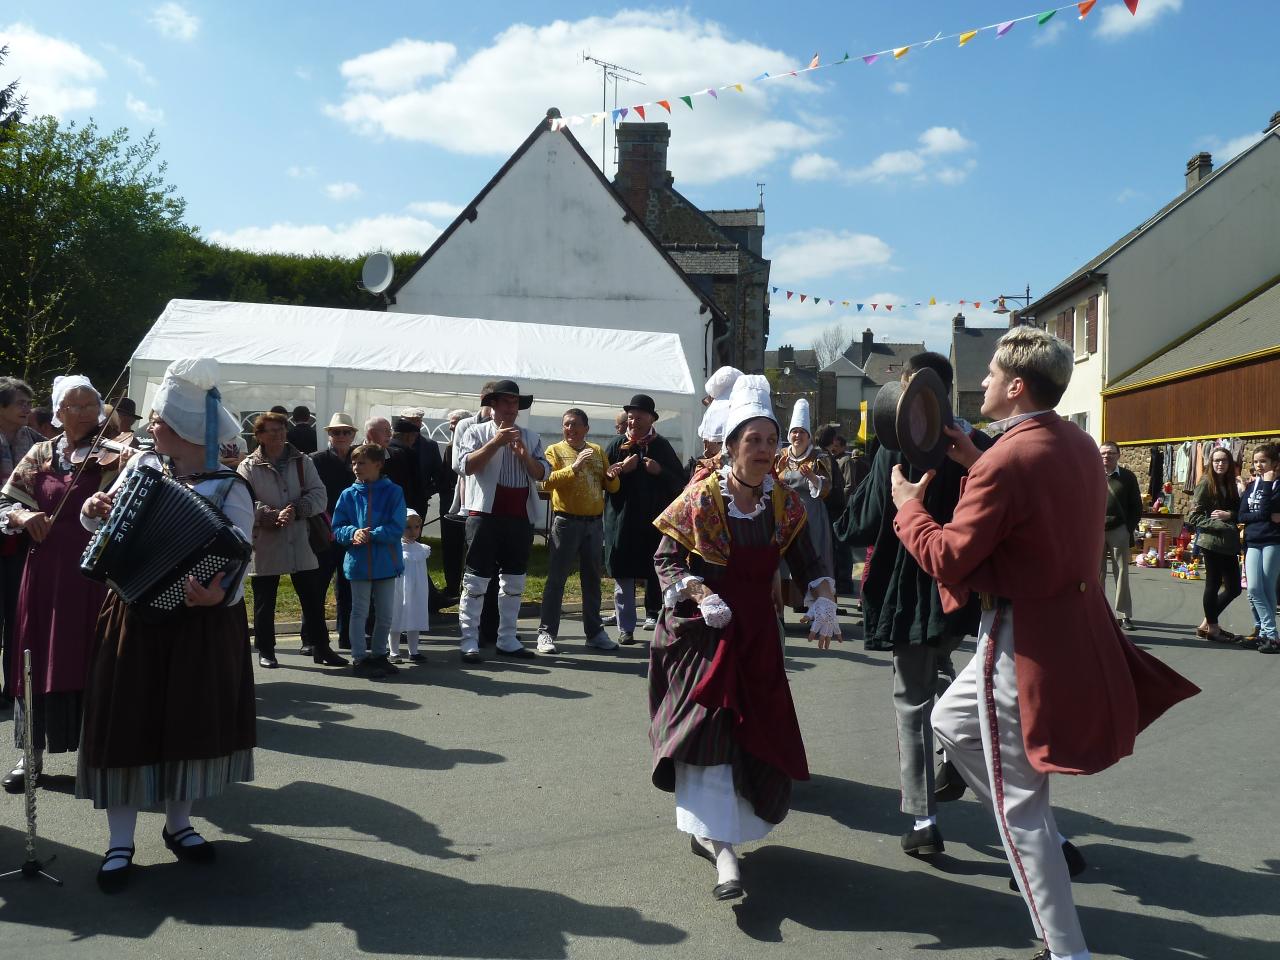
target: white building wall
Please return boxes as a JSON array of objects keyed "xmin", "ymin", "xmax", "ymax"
[
  {"xmin": 1053, "ymin": 282, "xmax": 1107, "ymax": 440},
  {"xmin": 391, "ymin": 130, "xmax": 711, "ymax": 454}
]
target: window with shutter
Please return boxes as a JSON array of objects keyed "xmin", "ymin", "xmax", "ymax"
[
  {"xmin": 1056, "ymin": 311, "xmax": 1067, "ymax": 341},
  {"xmin": 1086, "ymin": 294, "xmax": 1099, "ymax": 354}
]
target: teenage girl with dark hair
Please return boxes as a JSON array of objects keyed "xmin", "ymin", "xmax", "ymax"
[{"xmin": 1188, "ymin": 446, "xmax": 1242, "ymax": 642}]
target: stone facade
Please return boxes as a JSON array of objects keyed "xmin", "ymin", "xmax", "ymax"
[{"xmin": 1116, "ymin": 436, "xmax": 1280, "ymax": 517}]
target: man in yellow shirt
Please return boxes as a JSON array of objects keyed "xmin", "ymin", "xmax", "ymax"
[{"xmin": 537, "ymin": 408, "xmax": 621, "ymax": 654}]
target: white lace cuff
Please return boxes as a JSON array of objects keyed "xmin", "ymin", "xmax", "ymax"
[
  {"xmin": 663, "ymin": 575, "xmax": 703, "ymax": 609},
  {"xmin": 699, "ymin": 593, "xmax": 733, "ymax": 628},
  {"xmin": 803, "ymin": 576, "xmax": 836, "ymax": 605},
  {"xmin": 807, "ymin": 595, "xmax": 841, "ymax": 638},
  {"xmin": 807, "ymin": 476, "xmax": 824, "ymax": 499}
]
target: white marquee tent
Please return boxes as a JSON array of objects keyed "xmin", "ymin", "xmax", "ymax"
[{"xmin": 129, "ymin": 300, "xmax": 700, "ymax": 452}]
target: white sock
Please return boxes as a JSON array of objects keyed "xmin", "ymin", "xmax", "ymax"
[
  {"xmin": 406, "ymin": 630, "xmax": 420, "ymax": 655},
  {"xmin": 165, "ymin": 799, "xmax": 202, "ymax": 846},
  {"xmin": 914, "ymin": 816, "xmax": 937, "ymax": 831},
  {"xmin": 711, "ymin": 840, "xmax": 740, "ymax": 884},
  {"xmin": 1050, "ymin": 951, "xmax": 1090, "ymax": 960},
  {"xmin": 105, "ymin": 806, "xmax": 138, "ymax": 870}
]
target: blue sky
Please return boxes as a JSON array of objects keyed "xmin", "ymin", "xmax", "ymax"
[{"xmin": 3, "ymin": 1, "xmax": 1274, "ymax": 353}]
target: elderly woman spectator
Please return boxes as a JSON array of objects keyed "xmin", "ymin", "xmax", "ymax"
[
  {"xmin": 237, "ymin": 412, "xmax": 328, "ymax": 669},
  {"xmin": 0, "ymin": 376, "xmax": 122, "ymax": 793},
  {"xmin": 77, "ymin": 357, "xmax": 256, "ymax": 891},
  {"xmin": 0, "ymin": 377, "xmax": 44, "ymax": 702}
]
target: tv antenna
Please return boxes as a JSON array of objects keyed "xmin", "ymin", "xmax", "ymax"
[{"xmin": 582, "ymin": 53, "xmax": 644, "ymax": 173}]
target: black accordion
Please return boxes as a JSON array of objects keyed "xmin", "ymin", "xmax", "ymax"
[{"xmin": 80, "ymin": 464, "xmax": 252, "ymax": 618}]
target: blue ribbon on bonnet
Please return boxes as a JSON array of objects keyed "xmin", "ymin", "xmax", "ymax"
[{"xmin": 204, "ymin": 387, "xmax": 221, "ymax": 472}]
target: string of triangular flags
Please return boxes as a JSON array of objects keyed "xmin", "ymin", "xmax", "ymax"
[
  {"xmin": 770, "ymin": 287, "xmax": 1020, "ymax": 314},
  {"xmin": 549, "ymin": 1, "xmax": 1141, "ymax": 132}
]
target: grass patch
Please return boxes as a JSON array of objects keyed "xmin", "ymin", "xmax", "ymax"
[{"xmin": 246, "ymin": 537, "xmax": 615, "ymax": 621}]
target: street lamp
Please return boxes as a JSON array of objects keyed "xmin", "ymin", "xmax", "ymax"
[{"xmin": 992, "ymin": 284, "xmax": 1032, "ymax": 316}]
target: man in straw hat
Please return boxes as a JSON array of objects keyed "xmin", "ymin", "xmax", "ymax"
[
  {"xmin": 889, "ymin": 326, "xmax": 1199, "ymax": 960},
  {"xmin": 452, "ymin": 380, "xmax": 549, "ymax": 662}
]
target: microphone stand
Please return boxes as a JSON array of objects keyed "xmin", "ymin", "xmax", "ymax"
[{"xmin": 0, "ymin": 650, "xmax": 63, "ymax": 886}]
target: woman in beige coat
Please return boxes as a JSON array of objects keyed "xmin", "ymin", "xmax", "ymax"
[{"xmin": 237, "ymin": 412, "xmax": 328, "ymax": 668}]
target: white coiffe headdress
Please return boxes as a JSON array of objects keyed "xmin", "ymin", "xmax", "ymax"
[
  {"xmin": 151, "ymin": 358, "xmax": 242, "ymax": 469},
  {"xmin": 697, "ymin": 366, "xmax": 743, "ymax": 442},
  {"xmin": 789, "ymin": 398, "xmax": 811, "ymax": 436},
  {"xmin": 722, "ymin": 374, "xmax": 777, "ymax": 443}
]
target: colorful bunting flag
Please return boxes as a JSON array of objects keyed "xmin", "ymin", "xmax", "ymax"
[
  {"xmin": 707, "ymin": 88, "xmax": 718, "ymax": 99},
  {"xmin": 863, "ymin": 54, "xmax": 879, "ymax": 65},
  {"xmin": 808, "ymin": 53, "xmax": 820, "ymax": 69},
  {"xmin": 786, "ymin": 291, "xmax": 794, "ymax": 300},
  {"xmin": 680, "ymin": 95, "xmax": 693, "ymax": 109},
  {"xmin": 828, "ymin": 299, "xmax": 834, "ymax": 306},
  {"xmin": 929, "ymin": 297, "xmax": 937, "ymax": 305},
  {"xmin": 959, "ymin": 30, "xmax": 978, "ymax": 47},
  {"xmin": 771, "ymin": 286, "xmax": 779, "ymax": 293},
  {"xmin": 959, "ymin": 300, "xmax": 966, "ymax": 306},
  {"xmin": 590, "ymin": 114, "xmax": 603, "ymax": 127},
  {"xmin": 885, "ymin": 304, "xmax": 894, "ymax": 312},
  {"xmin": 1125, "ymin": 0, "xmax": 1140, "ymax": 13},
  {"xmin": 800, "ymin": 294, "xmax": 807, "ymax": 303},
  {"xmin": 842, "ymin": 300, "xmax": 850, "ymax": 306},
  {"xmin": 893, "ymin": 46, "xmax": 910, "ymax": 60},
  {"xmin": 611, "ymin": 108, "xmax": 627, "ymax": 123},
  {"xmin": 871, "ymin": 303, "xmax": 878, "ymax": 310},
  {"xmin": 996, "ymin": 21, "xmax": 1015, "ymax": 37},
  {"xmin": 856, "ymin": 304, "xmax": 864, "ymax": 311},
  {"xmin": 657, "ymin": 99, "xmax": 671, "ymax": 112},
  {"xmin": 755, "ymin": 72, "xmax": 770, "ymax": 80},
  {"xmin": 634, "ymin": 105, "xmax": 646, "ymax": 120},
  {"xmin": 839, "ymin": 53, "xmax": 850, "ymax": 63},
  {"xmin": 1038, "ymin": 10, "xmax": 1056, "ymax": 26},
  {"xmin": 733, "ymin": 83, "xmax": 744, "ymax": 92},
  {"xmin": 1077, "ymin": 1, "xmax": 1097, "ymax": 19}
]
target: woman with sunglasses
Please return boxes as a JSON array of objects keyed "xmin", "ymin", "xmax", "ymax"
[{"xmin": 0, "ymin": 376, "xmax": 123, "ymax": 793}]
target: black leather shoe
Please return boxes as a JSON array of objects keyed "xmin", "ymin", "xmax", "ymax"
[
  {"xmin": 2, "ymin": 764, "xmax": 31, "ymax": 794},
  {"xmin": 863, "ymin": 638, "xmax": 894, "ymax": 651},
  {"xmin": 460, "ymin": 650, "xmax": 482, "ymax": 664},
  {"xmin": 313, "ymin": 648, "xmax": 349, "ymax": 667},
  {"xmin": 712, "ymin": 879, "xmax": 744, "ymax": 901},
  {"xmin": 374, "ymin": 656, "xmax": 401, "ymax": 675},
  {"xmin": 690, "ymin": 835, "xmax": 716, "ymax": 868},
  {"xmin": 163, "ymin": 826, "xmax": 216, "ymax": 863},
  {"xmin": 1009, "ymin": 840, "xmax": 1086, "ymax": 890},
  {"xmin": 496, "ymin": 645, "xmax": 534, "ymax": 659},
  {"xmin": 97, "ymin": 845, "xmax": 136, "ymax": 893},
  {"xmin": 901, "ymin": 824, "xmax": 944, "ymax": 857},
  {"xmin": 299, "ymin": 645, "xmax": 314, "ymax": 657},
  {"xmin": 935, "ymin": 759, "xmax": 968, "ymax": 802},
  {"xmin": 257, "ymin": 654, "xmax": 279, "ymax": 669}
]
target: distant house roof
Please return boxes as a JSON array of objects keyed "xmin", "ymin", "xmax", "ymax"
[
  {"xmin": 1028, "ymin": 125, "xmax": 1279, "ymax": 313},
  {"xmin": 705, "ymin": 208, "xmax": 764, "ymax": 228},
  {"xmin": 665, "ymin": 244, "xmax": 743, "ymax": 274},
  {"xmin": 764, "ymin": 348, "xmax": 818, "ymax": 369},
  {"xmin": 1107, "ymin": 279, "xmax": 1280, "ymax": 392},
  {"xmin": 821, "ymin": 355, "xmax": 865, "ymax": 376},
  {"xmin": 384, "ymin": 116, "xmax": 727, "ymax": 334},
  {"xmin": 950, "ymin": 326, "xmax": 1006, "ymax": 392},
  {"xmin": 849, "ymin": 341, "xmax": 925, "ymax": 387}
]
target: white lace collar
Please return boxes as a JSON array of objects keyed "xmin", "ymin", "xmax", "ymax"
[{"xmin": 718, "ymin": 464, "xmax": 773, "ymax": 519}]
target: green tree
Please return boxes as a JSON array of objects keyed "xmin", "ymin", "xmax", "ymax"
[
  {"xmin": 0, "ymin": 117, "xmax": 191, "ymax": 390},
  {"xmin": 0, "ymin": 46, "xmax": 25, "ymax": 140}
]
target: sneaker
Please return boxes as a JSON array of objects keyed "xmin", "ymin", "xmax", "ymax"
[
  {"xmin": 618, "ymin": 631, "xmax": 636, "ymax": 646},
  {"xmin": 586, "ymin": 630, "xmax": 619, "ymax": 651},
  {"xmin": 536, "ymin": 632, "xmax": 558, "ymax": 655},
  {"xmin": 642, "ymin": 616, "xmax": 658, "ymax": 631},
  {"xmin": 601, "ymin": 614, "xmax": 617, "ymax": 626},
  {"xmin": 352, "ymin": 658, "xmax": 386, "ymax": 679},
  {"xmin": 389, "ymin": 654, "xmax": 406, "ymax": 664}
]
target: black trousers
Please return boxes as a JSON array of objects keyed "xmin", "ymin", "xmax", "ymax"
[
  {"xmin": 0, "ymin": 544, "xmax": 27, "ymax": 697},
  {"xmin": 252, "ymin": 572, "xmax": 326, "ymax": 657},
  {"xmin": 1202, "ymin": 550, "xmax": 1242, "ymax": 625},
  {"xmin": 308, "ymin": 543, "xmax": 352, "ymax": 649},
  {"xmin": 441, "ymin": 515, "xmax": 466, "ymax": 597}
]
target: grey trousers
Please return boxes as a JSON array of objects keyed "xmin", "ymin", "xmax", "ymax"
[
  {"xmin": 538, "ymin": 514, "xmax": 605, "ymax": 639},
  {"xmin": 1101, "ymin": 524, "xmax": 1133, "ymax": 619},
  {"xmin": 933, "ymin": 608, "xmax": 1087, "ymax": 957},
  {"xmin": 892, "ymin": 634, "xmax": 964, "ymax": 817}
]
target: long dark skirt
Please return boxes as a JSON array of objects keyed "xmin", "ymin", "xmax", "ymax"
[
  {"xmin": 75, "ymin": 595, "xmax": 256, "ymax": 810},
  {"xmin": 13, "ymin": 690, "xmax": 83, "ymax": 753}
]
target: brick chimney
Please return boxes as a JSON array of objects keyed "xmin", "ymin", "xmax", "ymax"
[
  {"xmin": 1185, "ymin": 152, "xmax": 1213, "ymax": 191},
  {"xmin": 952, "ymin": 312, "xmax": 966, "ymax": 330},
  {"xmin": 860, "ymin": 328, "xmax": 874, "ymax": 367},
  {"xmin": 613, "ymin": 123, "xmax": 673, "ymax": 221},
  {"xmin": 1008, "ymin": 309, "xmax": 1022, "ymax": 329},
  {"xmin": 1268, "ymin": 110, "xmax": 1280, "ymax": 133},
  {"xmin": 778, "ymin": 344, "xmax": 795, "ymax": 368}
]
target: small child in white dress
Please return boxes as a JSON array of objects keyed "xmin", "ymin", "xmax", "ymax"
[{"xmin": 389, "ymin": 510, "xmax": 432, "ymax": 663}]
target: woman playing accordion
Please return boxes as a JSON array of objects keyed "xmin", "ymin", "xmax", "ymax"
[{"xmin": 77, "ymin": 358, "xmax": 256, "ymax": 894}]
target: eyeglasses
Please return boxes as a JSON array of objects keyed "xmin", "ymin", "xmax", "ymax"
[
  {"xmin": 61, "ymin": 403, "xmax": 98, "ymax": 415},
  {"xmin": 329, "ymin": 429, "xmax": 356, "ymax": 436}
]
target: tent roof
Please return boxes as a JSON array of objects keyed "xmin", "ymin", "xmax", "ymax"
[{"xmin": 132, "ymin": 299, "xmax": 695, "ymax": 397}]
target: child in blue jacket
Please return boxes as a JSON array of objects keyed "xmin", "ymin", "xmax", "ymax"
[{"xmin": 332, "ymin": 443, "xmax": 406, "ymax": 678}]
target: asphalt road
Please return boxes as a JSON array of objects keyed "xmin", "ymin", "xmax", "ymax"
[{"xmin": 0, "ymin": 566, "xmax": 1275, "ymax": 959}]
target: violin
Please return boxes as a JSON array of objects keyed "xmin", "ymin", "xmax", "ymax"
[{"xmin": 68, "ymin": 431, "xmax": 142, "ymax": 467}]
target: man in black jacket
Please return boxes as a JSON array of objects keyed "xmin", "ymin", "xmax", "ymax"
[
  {"xmin": 1100, "ymin": 441, "xmax": 1143, "ymax": 630},
  {"xmin": 303, "ymin": 412, "xmax": 357, "ymax": 662}
]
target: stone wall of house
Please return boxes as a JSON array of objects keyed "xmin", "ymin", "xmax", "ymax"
[{"xmin": 1117, "ymin": 435, "xmax": 1280, "ymax": 517}]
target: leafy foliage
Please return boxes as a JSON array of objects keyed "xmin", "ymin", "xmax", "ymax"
[{"xmin": 0, "ymin": 46, "xmax": 25, "ymax": 140}]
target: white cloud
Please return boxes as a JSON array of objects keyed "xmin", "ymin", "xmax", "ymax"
[
  {"xmin": 208, "ymin": 213, "xmax": 443, "ymax": 256},
  {"xmin": 294, "ymin": 67, "xmax": 312, "ymax": 82},
  {"xmin": 790, "ymin": 127, "xmax": 974, "ymax": 185},
  {"xmin": 340, "ymin": 39, "xmax": 457, "ymax": 93},
  {"xmin": 0, "ymin": 22, "xmax": 104, "ymax": 116},
  {"xmin": 323, "ymin": 181, "xmax": 362, "ymax": 201},
  {"xmin": 889, "ymin": 81, "xmax": 909, "ymax": 95},
  {"xmin": 325, "ymin": 11, "xmax": 823, "ymax": 185},
  {"xmin": 406, "ymin": 200, "xmax": 463, "ymax": 219},
  {"xmin": 1115, "ymin": 186, "xmax": 1143, "ymax": 204},
  {"xmin": 103, "ymin": 44, "xmax": 154, "ymax": 84},
  {"xmin": 1096, "ymin": 0, "xmax": 1181, "ymax": 40},
  {"xmin": 768, "ymin": 229, "xmax": 893, "ymax": 283},
  {"xmin": 149, "ymin": 3, "xmax": 200, "ymax": 41},
  {"xmin": 287, "ymin": 165, "xmax": 318, "ymax": 178},
  {"xmin": 125, "ymin": 93, "xmax": 164, "ymax": 124},
  {"xmin": 1032, "ymin": 20, "xmax": 1066, "ymax": 47},
  {"xmin": 1213, "ymin": 132, "xmax": 1262, "ymax": 160}
]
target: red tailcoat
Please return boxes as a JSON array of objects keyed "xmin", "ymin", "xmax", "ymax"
[{"xmin": 894, "ymin": 412, "xmax": 1199, "ymax": 775}]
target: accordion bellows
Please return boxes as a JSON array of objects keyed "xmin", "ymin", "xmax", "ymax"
[{"xmin": 80, "ymin": 465, "xmax": 252, "ymax": 617}]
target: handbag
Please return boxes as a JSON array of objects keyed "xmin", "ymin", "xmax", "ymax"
[{"xmin": 294, "ymin": 458, "xmax": 333, "ymax": 555}]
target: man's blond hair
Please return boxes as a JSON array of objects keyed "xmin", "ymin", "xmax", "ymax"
[{"xmin": 992, "ymin": 325, "xmax": 1074, "ymax": 408}]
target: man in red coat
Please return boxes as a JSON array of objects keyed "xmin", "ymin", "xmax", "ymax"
[{"xmin": 889, "ymin": 325, "xmax": 1199, "ymax": 960}]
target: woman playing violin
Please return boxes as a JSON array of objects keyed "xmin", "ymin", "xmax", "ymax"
[{"xmin": 0, "ymin": 376, "xmax": 130, "ymax": 794}]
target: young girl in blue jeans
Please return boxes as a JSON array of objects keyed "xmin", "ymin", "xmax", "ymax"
[{"xmin": 332, "ymin": 444, "xmax": 406, "ymax": 679}]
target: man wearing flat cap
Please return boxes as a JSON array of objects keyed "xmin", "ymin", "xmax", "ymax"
[
  {"xmin": 603, "ymin": 394, "xmax": 683, "ymax": 644},
  {"xmin": 453, "ymin": 380, "xmax": 550, "ymax": 661}
]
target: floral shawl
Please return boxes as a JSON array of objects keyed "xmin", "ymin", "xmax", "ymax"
[
  {"xmin": 0, "ymin": 437, "xmax": 117, "ymax": 511},
  {"xmin": 654, "ymin": 469, "xmax": 807, "ymax": 568}
]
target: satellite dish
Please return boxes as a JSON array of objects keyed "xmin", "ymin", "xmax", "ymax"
[{"xmin": 361, "ymin": 252, "xmax": 394, "ymax": 295}]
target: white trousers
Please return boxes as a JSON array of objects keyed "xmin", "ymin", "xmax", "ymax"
[{"xmin": 932, "ymin": 608, "xmax": 1087, "ymax": 957}]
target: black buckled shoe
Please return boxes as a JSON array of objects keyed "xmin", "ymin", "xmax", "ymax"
[
  {"xmin": 96, "ymin": 846, "xmax": 136, "ymax": 893},
  {"xmin": 901, "ymin": 823, "xmax": 944, "ymax": 857},
  {"xmin": 712, "ymin": 879, "xmax": 744, "ymax": 901},
  {"xmin": 163, "ymin": 825, "xmax": 216, "ymax": 863}
]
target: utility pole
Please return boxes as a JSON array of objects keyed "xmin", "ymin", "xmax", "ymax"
[{"xmin": 582, "ymin": 53, "xmax": 643, "ymax": 174}]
